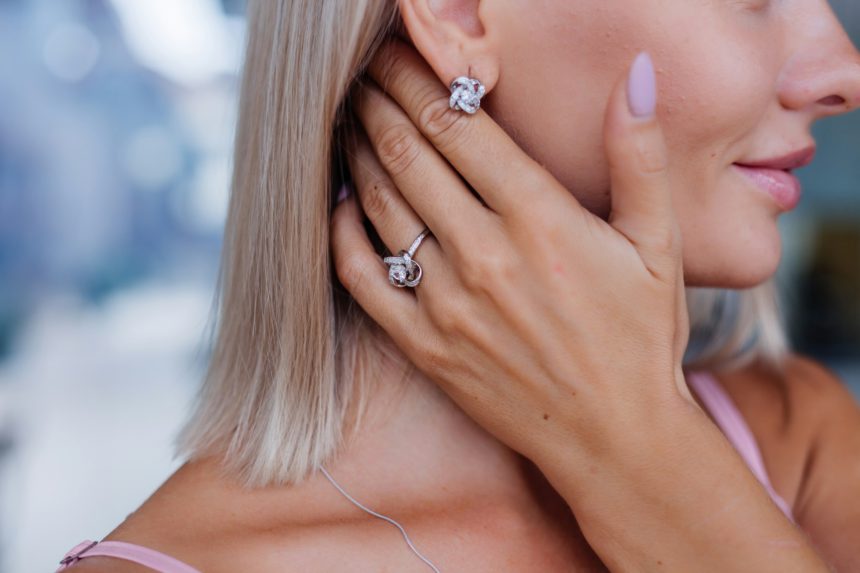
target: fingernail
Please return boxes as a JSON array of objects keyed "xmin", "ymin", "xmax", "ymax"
[
  {"xmin": 336, "ymin": 182, "xmax": 352, "ymax": 204},
  {"xmin": 627, "ymin": 51, "xmax": 656, "ymax": 118}
]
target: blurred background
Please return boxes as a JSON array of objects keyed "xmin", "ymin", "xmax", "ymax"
[{"xmin": 0, "ymin": 1, "xmax": 857, "ymax": 571}]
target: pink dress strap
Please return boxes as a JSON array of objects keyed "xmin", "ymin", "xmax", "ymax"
[
  {"xmin": 56, "ymin": 539, "xmax": 201, "ymax": 573},
  {"xmin": 686, "ymin": 370, "xmax": 795, "ymax": 522}
]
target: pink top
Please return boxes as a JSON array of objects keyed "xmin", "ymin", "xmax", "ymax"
[
  {"xmin": 56, "ymin": 539, "xmax": 201, "ymax": 572},
  {"xmin": 55, "ymin": 370, "xmax": 794, "ymax": 572}
]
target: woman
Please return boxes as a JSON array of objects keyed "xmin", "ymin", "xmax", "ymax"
[{"xmin": 58, "ymin": 0, "xmax": 860, "ymax": 571}]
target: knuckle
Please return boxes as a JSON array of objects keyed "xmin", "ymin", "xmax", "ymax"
[
  {"xmin": 636, "ymin": 146, "xmax": 669, "ymax": 175},
  {"xmin": 373, "ymin": 41, "xmax": 409, "ymax": 89},
  {"xmin": 416, "ymin": 92, "xmax": 470, "ymax": 152},
  {"xmin": 431, "ymin": 302, "xmax": 463, "ymax": 335},
  {"xmin": 506, "ymin": 168, "xmax": 555, "ymax": 219},
  {"xmin": 457, "ymin": 254, "xmax": 484, "ymax": 292},
  {"xmin": 461, "ymin": 249, "xmax": 511, "ymax": 292},
  {"xmin": 633, "ymin": 132, "xmax": 669, "ymax": 175},
  {"xmin": 428, "ymin": 293, "xmax": 470, "ymax": 336},
  {"xmin": 607, "ymin": 126, "xmax": 670, "ymax": 177},
  {"xmin": 361, "ymin": 178, "xmax": 396, "ymax": 222},
  {"xmin": 483, "ymin": 250, "xmax": 514, "ymax": 279},
  {"xmin": 376, "ymin": 125, "xmax": 422, "ymax": 178}
]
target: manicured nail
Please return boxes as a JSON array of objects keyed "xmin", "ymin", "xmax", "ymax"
[
  {"xmin": 336, "ymin": 182, "xmax": 352, "ymax": 204},
  {"xmin": 627, "ymin": 51, "xmax": 656, "ymax": 118}
]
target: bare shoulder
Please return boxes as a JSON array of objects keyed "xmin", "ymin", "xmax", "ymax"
[
  {"xmin": 713, "ymin": 352, "xmax": 854, "ymax": 434},
  {"xmin": 58, "ymin": 458, "xmax": 222, "ymax": 572},
  {"xmin": 772, "ymin": 353, "xmax": 856, "ymax": 413},
  {"xmin": 779, "ymin": 356, "xmax": 860, "ymax": 570},
  {"xmin": 58, "ymin": 455, "xmax": 396, "ymax": 573},
  {"xmin": 716, "ymin": 354, "xmax": 860, "ymax": 570},
  {"xmin": 709, "ymin": 353, "xmax": 854, "ymax": 511}
]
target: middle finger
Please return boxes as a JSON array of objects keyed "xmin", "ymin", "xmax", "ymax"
[{"xmin": 354, "ymin": 79, "xmax": 492, "ymax": 255}]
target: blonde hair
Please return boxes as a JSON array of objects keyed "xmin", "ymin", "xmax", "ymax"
[{"xmin": 173, "ymin": 0, "xmax": 790, "ymax": 488}]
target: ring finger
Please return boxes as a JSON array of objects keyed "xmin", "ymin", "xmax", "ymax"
[
  {"xmin": 345, "ymin": 126, "xmax": 452, "ymax": 295},
  {"xmin": 354, "ymin": 80, "xmax": 494, "ymax": 257}
]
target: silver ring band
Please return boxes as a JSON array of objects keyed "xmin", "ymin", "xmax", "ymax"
[{"xmin": 384, "ymin": 228, "xmax": 431, "ymax": 288}]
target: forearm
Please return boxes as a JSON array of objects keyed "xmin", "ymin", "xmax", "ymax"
[{"xmin": 534, "ymin": 391, "xmax": 830, "ymax": 573}]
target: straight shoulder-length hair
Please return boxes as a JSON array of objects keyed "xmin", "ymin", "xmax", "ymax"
[{"xmin": 172, "ymin": 0, "xmax": 790, "ymax": 488}]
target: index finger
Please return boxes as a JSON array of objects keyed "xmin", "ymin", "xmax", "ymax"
[{"xmin": 368, "ymin": 39, "xmax": 570, "ymax": 217}]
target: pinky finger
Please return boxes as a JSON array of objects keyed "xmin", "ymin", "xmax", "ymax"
[{"xmin": 331, "ymin": 189, "xmax": 419, "ymax": 341}]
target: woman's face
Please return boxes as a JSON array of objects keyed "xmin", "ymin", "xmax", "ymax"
[{"xmin": 479, "ymin": 0, "xmax": 860, "ymax": 288}]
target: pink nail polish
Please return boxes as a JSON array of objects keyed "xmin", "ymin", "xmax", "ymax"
[{"xmin": 627, "ymin": 51, "xmax": 656, "ymax": 118}]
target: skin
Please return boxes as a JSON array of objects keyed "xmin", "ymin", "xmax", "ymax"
[
  {"xmin": 66, "ymin": 0, "xmax": 860, "ymax": 571},
  {"xmin": 482, "ymin": 0, "xmax": 859, "ymax": 289}
]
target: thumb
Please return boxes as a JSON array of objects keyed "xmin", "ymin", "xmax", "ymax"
[{"xmin": 604, "ymin": 51, "xmax": 680, "ymax": 281}]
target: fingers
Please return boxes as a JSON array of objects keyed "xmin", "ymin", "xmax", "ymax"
[
  {"xmin": 603, "ymin": 52, "xmax": 680, "ymax": 281},
  {"xmin": 344, "ymin": 126, "xmax": 449, "ymax": 281},
  {"xmin": 353, "ymin": 80, "xmax": 489, "ymax": 253},
  {"xmin": 346, "ymin": 127, "xmax": 425, "ymax": 250},
  {"xmin": 366, "ymin": 39, "xmax": 571, "ymax": 217},
  {"xmin": 330, "ymin": 189, "xmax": 418, "ymax": 340}
]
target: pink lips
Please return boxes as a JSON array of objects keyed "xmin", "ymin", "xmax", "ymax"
[
  {"xmin": 733, "ymin": 164, "xmax": 802, "ymax": 211},
  {"xmin": 732, "ymin": 145, "xmax": 815, "ymax": 212}
]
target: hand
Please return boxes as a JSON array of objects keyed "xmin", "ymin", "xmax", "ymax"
[
  {"xmin": 331, "ymin": 39, "xmax": 691, "ymax": 468},
  {"xmin": 330, "ymin": 41, "xmax": 834, "ymax": 573}
]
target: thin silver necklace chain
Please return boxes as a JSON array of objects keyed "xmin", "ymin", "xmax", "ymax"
[{"xmin": 318, "ymin": 465, "xmax": 442, "ymax": 572}]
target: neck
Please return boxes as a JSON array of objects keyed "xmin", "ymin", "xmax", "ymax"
[{"xmin": 330, "ymin": 333, "xmax": 536, "ymax": 505}]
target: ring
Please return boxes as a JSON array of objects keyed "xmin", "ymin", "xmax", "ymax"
[{"xmin": 383, "ymin": 228, "xmax": 431, "ymax": 288}]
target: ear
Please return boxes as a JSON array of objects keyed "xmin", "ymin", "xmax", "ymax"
[{"xmin": 397, "ymin": 0, "xmax": 500, "ymax": 93}]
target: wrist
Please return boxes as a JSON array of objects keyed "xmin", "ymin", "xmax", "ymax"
[
  {"xmin": 533, "ymin": 391, "xmax": 829, "ymax": 572},
  {"xmin": 533, "ymin": 384, "xmax": 693, "ymax": 502},
  {"xmin": 533, "ymin": 371, "xmax": 695, "ymax": 484}
]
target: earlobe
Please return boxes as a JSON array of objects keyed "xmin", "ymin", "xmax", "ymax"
[{"xmin": 398, "ymin": 0, "xmax": 500, "ymax": 94}]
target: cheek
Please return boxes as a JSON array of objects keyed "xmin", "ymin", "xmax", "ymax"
[
  {"xmin": 485, "ymin": 1, "xmax": 653, "ymax": 217},
  {"xmin": 486, "ymin": 1, "xmax": 773, "ymax": 215},
  {"xmin": 660, "ymin": 37, "xmax": 781, "ymax": 286},
  {"xmin": 659, "ymin": 37, "xmax": 771, "ymax": 170},
  {"xmin": 485, "ymin": 0, "xmax": 783, "ymax": 286}
]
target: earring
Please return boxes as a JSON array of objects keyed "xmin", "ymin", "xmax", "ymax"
[{"xmin": 448, "ymin": 76, "xmax": 485, "ymax": 114}]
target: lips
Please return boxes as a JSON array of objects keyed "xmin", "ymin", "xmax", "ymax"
[
  {"xmin": 732, "ymin": 145, "xmax": 816, "ymax": 212},
  {"xmin": 734, "ymin": 145, "xmax": 816, "ymax": 171},
  {"xmin": 733, "ymin": 165, "xmax": 802, "ymax": 211}
]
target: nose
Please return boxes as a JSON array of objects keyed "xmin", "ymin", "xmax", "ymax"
[{"xmin": 778, "ymin": 3, "xmax": 860, "ymax": 119}]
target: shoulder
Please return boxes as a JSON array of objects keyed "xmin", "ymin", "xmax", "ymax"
[
  {"xmin": 714, "ymin": 352, "xmax": 851, "ymax": 435},
  {"xmin": 712, "ymin": 353, "xmax": 860, "ymax": 512},
  {"xmin": 775, "ymin": 353, "xmax": 855, "ymax": 417},
  {"xmin": 761, "ymin": 354, "xmax": 860, "ymax": 570},
  {"xmin": 59, "ymin": 455, "xmax": 377, "ymax": 573},
  {"xmin": 58, "ymin": 459, "xmax": 219, "ymax": 572},
  {"xmin": 708, "ymin": 353, "xmax": 854, "ymax": 509}
]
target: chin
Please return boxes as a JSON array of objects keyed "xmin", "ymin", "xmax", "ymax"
[
  {"xmin": 683, "ymin": 222, "xmax": 783, "ymax": 289},
  {"xmin": 718, "ymin": 264, "xmax": 779, "ymax": 289}
]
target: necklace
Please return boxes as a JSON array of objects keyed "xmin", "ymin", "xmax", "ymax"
[{"xmin": 319, "ymin": 465, "xmax": 442, "ymax": 572}]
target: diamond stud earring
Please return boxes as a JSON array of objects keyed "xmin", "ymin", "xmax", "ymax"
[{"xmin": 448, "ymin": 76, "xmax": 485, "ymax": 114}]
